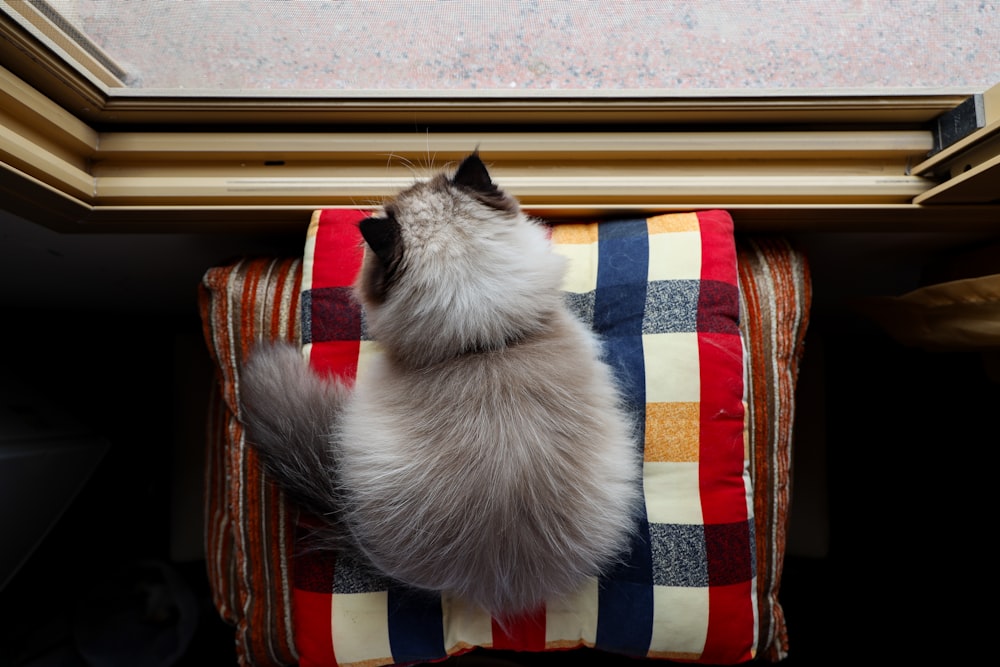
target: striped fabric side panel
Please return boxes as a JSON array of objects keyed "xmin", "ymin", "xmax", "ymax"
[
  {"xmin": 200, "ymin": 258, "xmax": 304, "ymax": 667},
  {"xmin": 736, "ymin": 236, "xmax": 812, "ymax": 663},
  {"xmin": 202, "ymin": 377, "xmax": 237, "ymax": 624},
  {"xmin": 199, "ymin": 267, "xmax": 243, "ymax": 628}
]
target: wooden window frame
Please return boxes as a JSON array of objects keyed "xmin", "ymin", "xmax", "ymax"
[{"xmin": 1, "ymin": 7, "xmax": 997, "ymax": 233}]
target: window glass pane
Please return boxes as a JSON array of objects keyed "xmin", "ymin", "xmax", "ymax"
[{"xmin": 37, "ymin": 0, "xmax": 1000, "ymax": 91}]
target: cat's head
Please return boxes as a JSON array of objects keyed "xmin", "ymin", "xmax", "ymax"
[{"xmin": 355, "ymin": 152, "xmax": 566, "ymax": 367}]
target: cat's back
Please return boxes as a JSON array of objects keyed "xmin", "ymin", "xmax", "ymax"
[
  {"xmin": 337, "ymin": 308, "xmax": 641, "ymax": 615},
  {"xmin": 345, "ymin": 308, "xmax": 623, "ymax": 460}
]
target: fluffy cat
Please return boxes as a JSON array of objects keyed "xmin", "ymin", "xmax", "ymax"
[{"xmin": 239, "ymin": 153, "xmax": 642, "ymax": 618}]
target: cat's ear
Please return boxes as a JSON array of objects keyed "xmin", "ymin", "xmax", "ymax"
[
  {"xmin": 452, "ymin": 152, "xmax": 495, "ymax": 193},
  {"xmin": 359, "ymin": 216, "xmax": 402, "ymax": 267},
  {"xmin": 452, "ymin": 152, "xmax": 520, "ymax": 213}
]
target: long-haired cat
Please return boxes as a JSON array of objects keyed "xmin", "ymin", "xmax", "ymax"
[{"xmin": 239, "ymin": 153, "xmax": 642, "ymax": 618}]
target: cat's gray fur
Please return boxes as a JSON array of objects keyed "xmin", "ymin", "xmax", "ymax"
[{"xmin": 239, "ymin": 153, "xmax": 642, "ymax": 618}]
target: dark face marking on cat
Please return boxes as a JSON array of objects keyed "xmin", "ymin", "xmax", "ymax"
[
  {"xmin": 358, "ymin": 214, "xmax": 403, "ymax": 304},
  {"xmin": 451, "ymin": 153, "xmax": 519, "ymax": 214}
]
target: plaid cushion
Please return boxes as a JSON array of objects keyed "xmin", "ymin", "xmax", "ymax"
[
  {"xmin": 293, "ymin": 209, "xmax": 754, "ymax": 665},
  {"xmin": 197, "ymin": 212, "xmax": 811, "ymax": 667}
]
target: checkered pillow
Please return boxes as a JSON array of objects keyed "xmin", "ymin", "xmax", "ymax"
[{"xmin": 292, "ymin": 209, "xmax": 756, "ymax": 665}]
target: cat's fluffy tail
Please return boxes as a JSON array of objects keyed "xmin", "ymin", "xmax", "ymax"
[{"xmin": 238, "ymin": 341, "xmax": 351, "ymax": 544}]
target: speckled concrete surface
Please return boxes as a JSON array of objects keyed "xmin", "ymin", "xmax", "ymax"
[{"xmin": 61, "ymin": 0, "xmax": 999, "ymax": 91}]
